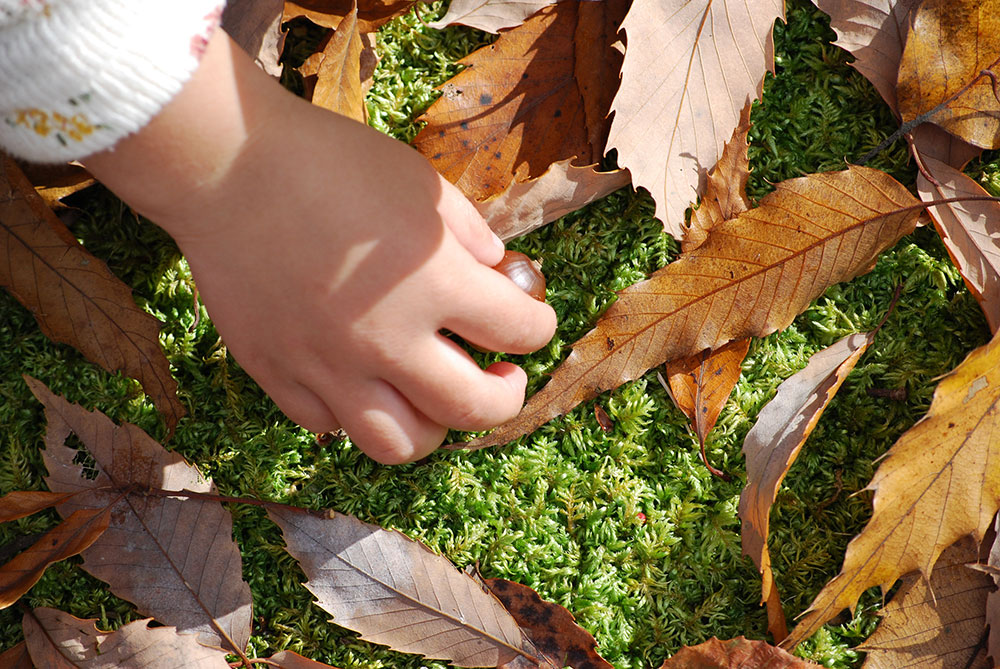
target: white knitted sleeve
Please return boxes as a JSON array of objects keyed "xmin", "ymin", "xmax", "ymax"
[{"xmin": 0, "ymin": 0, "xmax": 225, "ymax": 163}]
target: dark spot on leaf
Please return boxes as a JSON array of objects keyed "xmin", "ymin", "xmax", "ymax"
[
  {"xmin": 461, "ymin": 139, "xmax": 470, "ymax": 148},
  {"xmin": 433, "ymin": 153, "xmax": 442, "ymax": 160},
  {"xmin": 606, "ymin": 337, "xmax": 615, "ymax": 351},
  {"xmin": 438, "ymin": 130, "xmax": 445, "ymax": 137},
  {"xmin": 522, "ymin": 73, "xmax": 529, "ymax": 79},
  {"xmin": 494, "ymin": 151, "xmax": 502, "ymax": 159},
  {"xmin": 480, "ymin": 93, "xmax": 493, "ymax": 105},
  {"xmin": 554, "ymin": 109, "xmax": 562, "ymax": 118},
  {"xmin": 461, "ymin": 121, "xmax": 469, "ymax": 130},
  {"xmin": 948, "ymin": 422, "xmax": 956, "ymax": 428}
]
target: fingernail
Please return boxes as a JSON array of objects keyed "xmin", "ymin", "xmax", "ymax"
[{"xmin": 490, "ymin": 230, "xmax": 505, "ymax": 254}]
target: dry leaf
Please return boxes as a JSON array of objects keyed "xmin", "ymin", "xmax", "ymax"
[
  {"xmin": 0, "ymin": 642, "xmax": 32, "ymax": 669},
  {"xmin": 908, "ymin": 115, "xmax": 983, "ymax": 170},
  {"xmin": 607, "ymin": 0, "xmax": 783, "ymax": 237},
  {"xmin": 0, "ymin": 491, "xmax": 77, "ymax": 523},
  {"xmin": 665, "ymin": 339, "xmax": 751, "ymax": 447},
  {"xmin": 475, "ymin": 160, "xmax": 630, "ymax": 242},
  {"xmin": 0, "ymin": 157, "xmax": 184, "ymax": 435},
  {"xmin": 284, "ymin": 0, "xmax": 419, "ymax": 32},
  {"xmin": 658, "ymin": 636, "xmax": 821, "ymax": 668},
  {"xmin": 428, "ymin": 0, "xmax": 557, "ymax": 32},
  {"xmin": 267, "ymin": 505, "xmax": 534, "ymax": 667},
  {"xmin": 977, "ymin": 514, "xmax": 1000, "ymax": 665},
  {"xmin": 13, "ymin": 159, "xmax": 95, "ymax": 210},
  {"xmin": 896, "ymin": 0, "xmax": 1000, "ymax": 150},
  {"xmin": 484, "ymin": 578, "xmax": 614, "ymax": 669},
  {"xmin": 811, "ymin": 0, "xmax": 921, "ymax": 114},
  {"xmin": 739, "ymin": 331, "xmax": 877, "ymax": 642},
  {"xmin": 413, "ymin": 0, "xmax": 627, "ymax": 202},
  {"xmin": 0, "ymin": 507, "xmax": 111, "ymax": 609},
  {"xmin": 310, "ymin": 7, "xmax": 367, "ymax": 122},
  {"xmin": 915, "ymin": 152, "xmax": 1000, "ymax": 333},
  {"xmin": 27, "ymin": 377, "xmax": 252, "ymax": 653},
  {"xmin": 456, "ymin": 166, "xmax": 921, "ymax": 450},
  {"xmin": 860, "ymin": 535, "xmax": 992, "ymax": 669},
  {"xmin": 22, "ymin": 608, "xmax": 230, "ymax": 668},
  {"xmin": 784, "ymin": 327, "xmax": 1000, "ymax": 648},
  {"xmin": 266, "ymin": 650, "xmax": 343, "ymax": 668},
  {"xmin": 222, "ymin": 0, "xmax": 286, "ymax": 77}
]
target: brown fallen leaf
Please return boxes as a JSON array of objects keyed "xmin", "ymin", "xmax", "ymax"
[
  {"xmin": 265, "ymin": 650, "xmax": 344, "ymax": 668},
  {"xmin": 484, "ymin": 577, "xmax": 614, "ymax": 669},
  {"xmin": 284, "ymin": 0, "xmax": 419, "ymax": 32},
  {"xmin": 784, "ymin": 326, "xmax": 1000, "ymax": 648},
  {"xmin": 738, "ymin": 331, "xmax": 878, "ymax": 643},
  {"xmin": 475, "ymin": 160, "xmax": 630, "ymax": 242},
  {"xmin": 222, "ymin": 0, "xmax": 286, "ymax": 77},
  {"xmin": 0, "ymin": 157, "xmax": 184, "ymax": 435},
  {"xmin": 310, "ymin": 7, "xmax": 367, "ymax": 122},
  {"xmin": 13, "ymin": 159, "xmax": 95, "ymax": 210},
  {"xmin": 607, "ymin": 0, "xmax": 783, "ymax": 238},
  {"xmin": 267, "ymin": 505, "xmax": 534, "ymax": 667},
  {"xmin": 658, "ymin": 636, "xmax": 821, "ymax": 668},
  {"xmin": 0, "ymin": 641, "xmax": 32, "ymax": 668},
  {"xmin": 812, "ymin": 0, "xmax": 921, "ymax": 115},
  {"xmin": 860, "ymin": 535, "xmax": 992, "ymax": 669},
  {"xmin": 413, "ymin": 0, "xmax": 627, "ymax": 202},
  {"xmin": 0, "ymin": 507, "xmax": 112, "ymax": 610},
  {"xmin": 0, "ymin": 491, "xmax": 77, "ymax": 523},
  {"xmin": 896, "ymin": 0, "xmax": 1000, "ymax": 150},
  {"xmin": 456, "ymin": 166, "xmax": 921, "ymax": 451},
  {"xmin": 428, "ymin": 0, "xmax": 557, "ymax": 32},
  {"xmin": 915, "ymin": 152, "xmax": 1000, "ymax": 333},
  {"xmin": 977, "ymin": 514, "xmax": 1000, "ymax": 665},
  {"xmin": 27, "ymin": 377, "xmax": 253, "ymax": 654},
  {"xmin": 22, "ymin": 608, "xmax": 230, "ymax": 668}
]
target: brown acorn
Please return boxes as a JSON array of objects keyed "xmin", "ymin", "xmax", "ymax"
[{"xmin": 494, "ymin": 250, "xmax": 546, "ymax": 301}]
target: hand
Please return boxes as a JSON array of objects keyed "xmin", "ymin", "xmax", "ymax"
[{"xmin": 84, "ymin": 29, "xmax": 556, "ymax": 463}]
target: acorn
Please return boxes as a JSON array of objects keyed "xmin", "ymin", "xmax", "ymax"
[{"xmin": 494, "ymin": 250, "xmax": 546, "ymax": 301}]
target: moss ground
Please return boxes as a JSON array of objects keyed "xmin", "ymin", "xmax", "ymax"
[{"xmin": 2, "ymin": 1, "xmax": 998, "ymax": 667}]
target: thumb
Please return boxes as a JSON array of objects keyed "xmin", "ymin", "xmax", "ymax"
[{"xmin": 437, "ymin": 176, "xmax": 505, "ymax": 266}]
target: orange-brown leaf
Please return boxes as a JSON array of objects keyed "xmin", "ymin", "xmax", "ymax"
[
  {"xmin": 738, "ymin": 332, "xmax": 876, "ymax": 642},
  {"xmin": 222, "ymin": 0, "xmax": 285, "ymax": 77},
  {"xmin": 0, "ymin": 641, "xmax": 32, "ymax": 669},
  {"xmin": 608, "ymin": 0, "xmax": 783, "ymax": 237},
  {"xmin": 267, "ymin": 505, "xmax": 534, "ymax": 667},
  {"xmin": 658, "ymin": 636, "xmax": 821, "ymax": 668},
  {"xmin": 0, "ymin": 491, "xmax": 77, "ymax": 523},
  {"xmin": 896, "ymin": 0, "xmax": 1000, "ymax": 149},
  {"xmin": 0, "ymin": 157, "xmax": 184, "ymax": 434},
  {"xmin": 265, "ymin": 650, "xmax": 344, "ymax": 668},
  {"xmin": 413, "ymin": 0, "xmax": 627, "ymax": 202},
  {"xmin": 283, "ymin": 0, "xmax": 417, "ymax": 31},
  {"xmin": 310, "ymin": 7, "xmax": 366, "ymax": 122},
  {"xmin": 484, "ymin": 578, "xmax": 614, "ymax": 669},
  {"xmin": 457, "ymin": 166, "xmax": 920, "ymax": 450},
  {"xmin": 476, "ymin": 160, "xmax": 630, "ymax": 242},
  {"xmin": 784, "ymin": 327, "xmax": 1000, "ymax": 648},
  {"xmin": 860, "ymin": 535, "xmax": 992, "ymax": 669},
  {"xmin": 0, "ymin": 507, "xmax": 111, "ymax": 610},
  {"xmin": 22, "ymin": 608, "xmax": 230, "ymax": 668},
  {"xmin": 27, "ymin": 377, "xmax": 252, "ymax": 653},
  {"xmin": 665, "ymin": 338, "xmax": 750, "ymax": 445},
  {"xmin": 428, "ymin": 0, "xmax": 557, "ymax": 32}
]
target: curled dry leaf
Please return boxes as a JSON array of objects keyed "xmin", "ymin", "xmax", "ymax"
[
  {"xmin": 22, "ymin": 608, "xmax": 230, "ymax": 669},
  {"xmin": 267, "ymin": 505, "xmax": 534, "ymax": 667},
  {"xmin": 266, "ymin": 650, "xmax": 344, "ymax": 668},
  {"xmin": 739, "ymin": 331, "xmax": 877, "ymax": 642},
  {"xmin": 812, "ymin": 0, "xmax": 921, "ymax": 115},
  {"xmin": 26, "ymin": 377, "xmax": 253, "ymax": 653},
  {"xmin": 860, "ymin": 535, "xmax": 992, "ymax": 669},
  {"xmin": 658, "ymin": 636, "xmax": 821, "ymax": 668},
  {"xmin": 484, "ymin": 578, "xmax": 614, "ymax": 669},
  {"xmin": 896, "ymin": 0, "xmax": 1000, "ymax": 149},
  {"xmin": 310, "ymin": 7, "xmax": 367, "ymax": 122},
  {"xmin": 784, "ymin": 328, "xmax": 1000, "ymax": 648},
  {"xmin": 283, "ymin": 0, "xmax": 419, "ymax": 32},
  {"xmin": 0, "ymin": 507, "xmax": 112, "ymax": 610},
  {"xmin": 413, "ymin": 0, "xmax": 627, "ymax": 202},
  {"xmin": 476, "ymin": 160, "xmax": 630, "ymax": 242},
  {"xmin": 0, "ymin": 157, "xmax": 184, "ymax": 435},
  {"xmin": 457, "ymin": 166, "xmax": 921, "ymax": 451},
  {"xmin": 428, "ymin": 0, "xmax": 557, "ymax": 33},
  {"xmin": 608, "ymin": 0, "xmax": 783, "ymax": 237}
]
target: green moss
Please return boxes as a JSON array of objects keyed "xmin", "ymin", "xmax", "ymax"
[{"xmin": 0, "ymin": 0, "xmax": 994, "ymax": 667}]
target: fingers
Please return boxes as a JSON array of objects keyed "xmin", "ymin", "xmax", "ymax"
[
  {"xmin": 334, "ymin": 378, "xmax": 449, "ymax": 465},
  {"xmin": 436, "ymin": 178, "xmax": 505, "ymax": 267},
  {"xmin": 271, "ymin": 379, "xmax": 341, "ymax": 434}
]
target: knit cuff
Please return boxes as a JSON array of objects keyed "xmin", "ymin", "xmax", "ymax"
[{"xmin": 0, "ymin": 0, "xmax": 224, "ymax": 163}]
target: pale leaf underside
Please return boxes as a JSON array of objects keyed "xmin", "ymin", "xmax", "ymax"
[
  {"xmin": 428, "ymin": 0, "xmax": 557, "ymax": 32},
  {"xmin": 28, "ymin": 377, "xmax": 252, "ymax": 653},
  {"xmin": 608, "ymin": 0, "xmax": 783, "ymax": 237},
  {"xmin": 458, "ymin": 166, "xmax": 920, "ymax": 450},
  {"xmin": 786, "ymin": 329, "xmax": 1000, "ymax": 647},
  {"xmin": 268, "ymin": 506, "xmax": 530, "ymax": 667}
]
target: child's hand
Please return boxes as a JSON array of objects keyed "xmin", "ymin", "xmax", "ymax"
[{"xmin": 84, "ymin": 29, "xmax": 556, "ymax": 463}]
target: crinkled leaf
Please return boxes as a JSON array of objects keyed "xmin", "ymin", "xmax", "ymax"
[
  {"xmin": 608, "ymin": 0, "xmax": 783, "ymax": 237},
  {"xmin": 665, "ymin": 338, "xmax": 750, "ymax": 446},
  {"xmin": 457, "ymin": 167, "xmax": 920, "ymax": 450},
  {"xmin": 413, "ymin": 0, "xmax": 627, "ymax": 202},
  {"xmin": 26, "ymin": 377, "xmax": 252, "ymax": 653},
  {"xmin": 267, "ymin": 505, "xmax": 533, "ymax": 667},
  {"xmin": 785, "ymin": 328, "xmax": 1000, "ymax": 647},
  {"xmin": 310, "ymin": 7, "xmax": 366, "ymax": 122},
  {"xmin": 22, "ymin": 608, "xmax": 230, "ymax": 669},
  {"xmin": 860, "ymin": 536, "xmax": 992, "ymax": 669},
  {"xmin": 0, "ymin": 158, "xmax": 184, "ymax": 435},
  {"xmin": 428, "ymin": 0, "xmax": 557, "ymax": 32}
]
